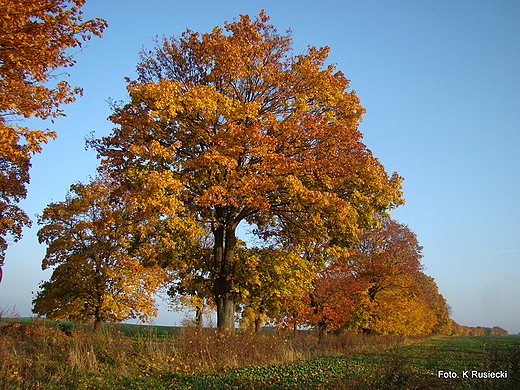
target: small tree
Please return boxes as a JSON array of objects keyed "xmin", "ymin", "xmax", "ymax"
[
  {"xmin": 32, "ymin": 175, "xmax": 189, "ymax": 332},
  {"xmin": 299, "ymin": 261, "xmax": 361, "ymax": 338},
  {"xmin": 235, "ymin": 246, "xmax": 317, "ymax": 332}
]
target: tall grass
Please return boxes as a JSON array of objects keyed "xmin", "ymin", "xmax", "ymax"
[
  {"xmin": 0, "ymin": 319, "xmax": 377, "ymax": 389},
  {"xmin": 6, "ymin": 318, "xmax": 514, "ymax": 390}
]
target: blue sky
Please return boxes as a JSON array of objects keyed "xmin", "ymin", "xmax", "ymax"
[{"xmin": 1, "ymin": 0, "xmax": 519, "ymax": 333}]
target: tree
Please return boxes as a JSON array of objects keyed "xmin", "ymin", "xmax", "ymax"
[
  {"xmin": 91, "ymin": 12, "xmax": 404, "ymax": 329},
  {"xmin": 416, "ymin": 274, "xmax": 452, "ymax": 334},
  {"xmin": 492, "ymin": 326, "xmax": 508, "ymax": 336},
  {"xmin": 235, "ymin": 246, "xmax": 317, "ymax": 332},
  {"xmin": 302, "ymin": 217, "xmax": 451, "ymax": 336},
  {"xmin": 0, "ymin": 0, "xmax": 106, "ymax": 266},
  {"xmin": 32, "ymin": 174, "xmax": 191, "ymax": 332},
  {"xmin": 297, "ymin": 261, "xmax": 361, "ymax": 338}
]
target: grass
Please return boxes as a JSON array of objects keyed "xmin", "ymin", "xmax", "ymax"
[
  {"xmin": 1, "ymin": 318, "xmax": 519, "ymax": 389},
  {"xmin": 340, "ymin": 336, "xmax": 520, "ymax": 389},
  {"xmin": 173, "ymin": 336, "xmax": 520, "ymax": 389}
]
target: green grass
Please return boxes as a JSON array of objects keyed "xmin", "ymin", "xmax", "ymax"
[
  {"xmin": 170, "ymin": 336, "xmax": 520, "ymax": 390},
  {"xmin": 1, "ymin": 319, "xmax": 519, "ymax": 390},
  {"xmin": 171, "ymin": 356, "xmax": 346, "ymax": 389},
  {"xmin": 340, "ymin": 336, "xmax": 520, "ymax": 389}
]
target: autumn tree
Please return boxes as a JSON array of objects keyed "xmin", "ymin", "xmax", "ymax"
[
  {"xmin": 91, "ymin": 12, "xmax": 404, "ymax": 329},
  {"xmin": 167, "ymin": 241, "xmax": 316, "ymax": 331},
  {"xmin": 297, "ymin": 261, "xmax": 361, "ymax": 338},
  {"xmin": 301, "ymin": 217, "xmax": 452, "ymax": 336},
  {"xmin": 33, "ymin": 174, "xmax": 193, "ymax": 332},
  {"xmin": 416, "ymin": 274, "xmax": 452, "ymax": 334},
  {"xmin": 0, "ymin": 0, "xmax": 106, "ymax": 266},
  {"xmin": 235, "ymin": 246, "xmax": 317, "ymax": 332}
]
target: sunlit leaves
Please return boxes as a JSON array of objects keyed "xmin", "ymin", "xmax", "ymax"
[
  {"xmin": 235, "ymin": 246, "xmax": 318, "ymax": 330},
  {"xmin": 32, "ymin": 174, "xmax": 195, "ymax": 328},
  {"xmin": 0, "ymin": 0, "xmax": 106, "ymax": 264},
  {"xmin": 92, "ymin": 11, "xmax": 403, "ymax": 328},
  {"xmin": 296, "ymin": 217, "xmax": 451, "ymax": 336}
]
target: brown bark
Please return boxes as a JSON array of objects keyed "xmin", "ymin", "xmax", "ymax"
[
  {"xmin": 213, "ymin": 216, "xmax": 238, "ymax": 330},
  {"xmin": 93, "ymin": 318, "xmax": 103, "ymax": 334}
]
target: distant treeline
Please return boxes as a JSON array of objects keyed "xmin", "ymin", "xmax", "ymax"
[{"xmin": 449, "ymin": 320, "xmax": 508, "ymax": 336}]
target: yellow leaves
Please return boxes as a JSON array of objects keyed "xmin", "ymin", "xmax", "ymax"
[
  {"xmin": 90, "ymin": 12, "xmax": 408, "ymax": 329},
  {"xmin": 0, "ymin": 0, "xmax": 106, "ymax": 262},
  {"xmin": 129, "ymin": 139, "xmax": 177, "ymax": 162},
  {"xmin": 202, "ymin": 149, "xmax": 239, "ymax": 171},
  {"xmin": 130, "ymin": 79, "xmax": 264, "ymax": 127},
  {"xmin": 34, "ymin": 174, "xmax": 176, "ymax": 324},
  {"xmin": 234, "ymin": 246, "xmax": 317, "ymax": 327}
]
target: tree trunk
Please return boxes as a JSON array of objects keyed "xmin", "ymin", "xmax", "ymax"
[
  {"xmin": 216, "ymin": 292, "xmax": 235, "ymax": 329},
  {"xmin": 93, "ymin": 294, "xmax": 103, "ymax": 334},
  {"xmin": 195, "ymin": 305, "xmax": 203, "ymax": 327},
  {"xmin": 318, "ymin": 322, "xmax": 327, "ymax": 340},
  {"xmin": 254, "ymin": 316, "xmax": 262, "ymax": 333},
  {"xmin": 93, "ymin": 318, "xmax": 103, "ymax": 334},
  {"xmin": 213, "ymin": 219, "xmax": 237, "ymax": 330}
]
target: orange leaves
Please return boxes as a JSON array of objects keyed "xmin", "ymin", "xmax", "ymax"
[
  {"xmin": 92, "ymin": 12, "xmax": 405, "ymax": 328},
  {"xmin": 194, "ymin": 185, "xmax": 231, "ymax": 208},
  {"xmin": 299, "ymin": 217, "xmax": 451, "ymax": 336},
  {"xmin": 0, "ymin": 0, "xmax": 106, "ymax": 263},
  {"xmin": 0, "ymin": 0, "xmax": 107, "ymax": 120}
]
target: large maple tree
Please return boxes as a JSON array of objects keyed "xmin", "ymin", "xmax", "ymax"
[
  {"xmin": 0, "ymin": 0, "xmax": 106, "ymax": 266},
  {"xmin": 91, "ymin": 12, "xmax": 404, "ymax": 329}
]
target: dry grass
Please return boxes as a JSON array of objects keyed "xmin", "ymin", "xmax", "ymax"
[{"xmin": 0, "ymin": 317, "xmax": 419, "ymax": 389}]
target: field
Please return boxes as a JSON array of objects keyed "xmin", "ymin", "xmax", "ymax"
[{"xmin": 1, "ymin": 319, "xmax": 519, "ymax": 389}]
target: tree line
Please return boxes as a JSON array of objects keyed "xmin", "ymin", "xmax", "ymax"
[{"xmin": 1, "ymin": 3, "xmax": 507, "ymax": 336}]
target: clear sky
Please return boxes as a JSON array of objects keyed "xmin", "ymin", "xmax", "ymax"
[{"xmin": 1, "ymin": 0, "xmax": 519, "ymax": 333}]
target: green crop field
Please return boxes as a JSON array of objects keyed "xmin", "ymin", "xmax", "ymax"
[
  {"xmin": 172, "ymin": 336, "xmax": 520, "ymax": 389},
  {"xmin": 1, "ymin": 319, "xmax": 519, "ymax": 389}
]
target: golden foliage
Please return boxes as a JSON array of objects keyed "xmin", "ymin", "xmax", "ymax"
[
  {"xmin": 91, "ymin": 12, "xmax": 403, "ymax": 328},
  {"xmin": 296, "ymin": 217, "xmax": 451, "ymax": 336},
  {"xmin": 235, "ymin": 246, "xmax": 318, "ymax": 331},
  {"xmin": 32, "ymin": 174, "xmax": 193, "ymax": 327},
  {"xmin": 0, "ymin": 0, "xmax": 106, "ymax": 263}
]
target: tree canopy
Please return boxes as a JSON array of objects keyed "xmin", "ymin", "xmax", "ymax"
[
  {"xmin": 91, "ymin": 11, "xmax": 404, "ymax": 329},
  {"xmin": 32, "ymin": 175, "xmax": 190, "ymax": 331},
  {"xmin": 0, "ymin": 0, "xmax": 106, "ymax": 266}
]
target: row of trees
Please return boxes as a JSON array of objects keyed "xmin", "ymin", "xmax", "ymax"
[
  {"xmin": 32, "ymin": 172, "xmax": 450, "ymax": 336},
  {"xmin": 449, "ymin": 322, "xmax": 508, "ymax": 337},
  {"xmin": 2, "ymin": 5, "xmax": 455, "ymax": 335},
  {"xmin": 289, "ymin": 217, "xmax": 452, "ymax": 337}
]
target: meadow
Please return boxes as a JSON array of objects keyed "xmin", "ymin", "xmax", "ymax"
[{"xmin": 1, "ymin": 318, "xmax": 518, "ymax": 389}]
